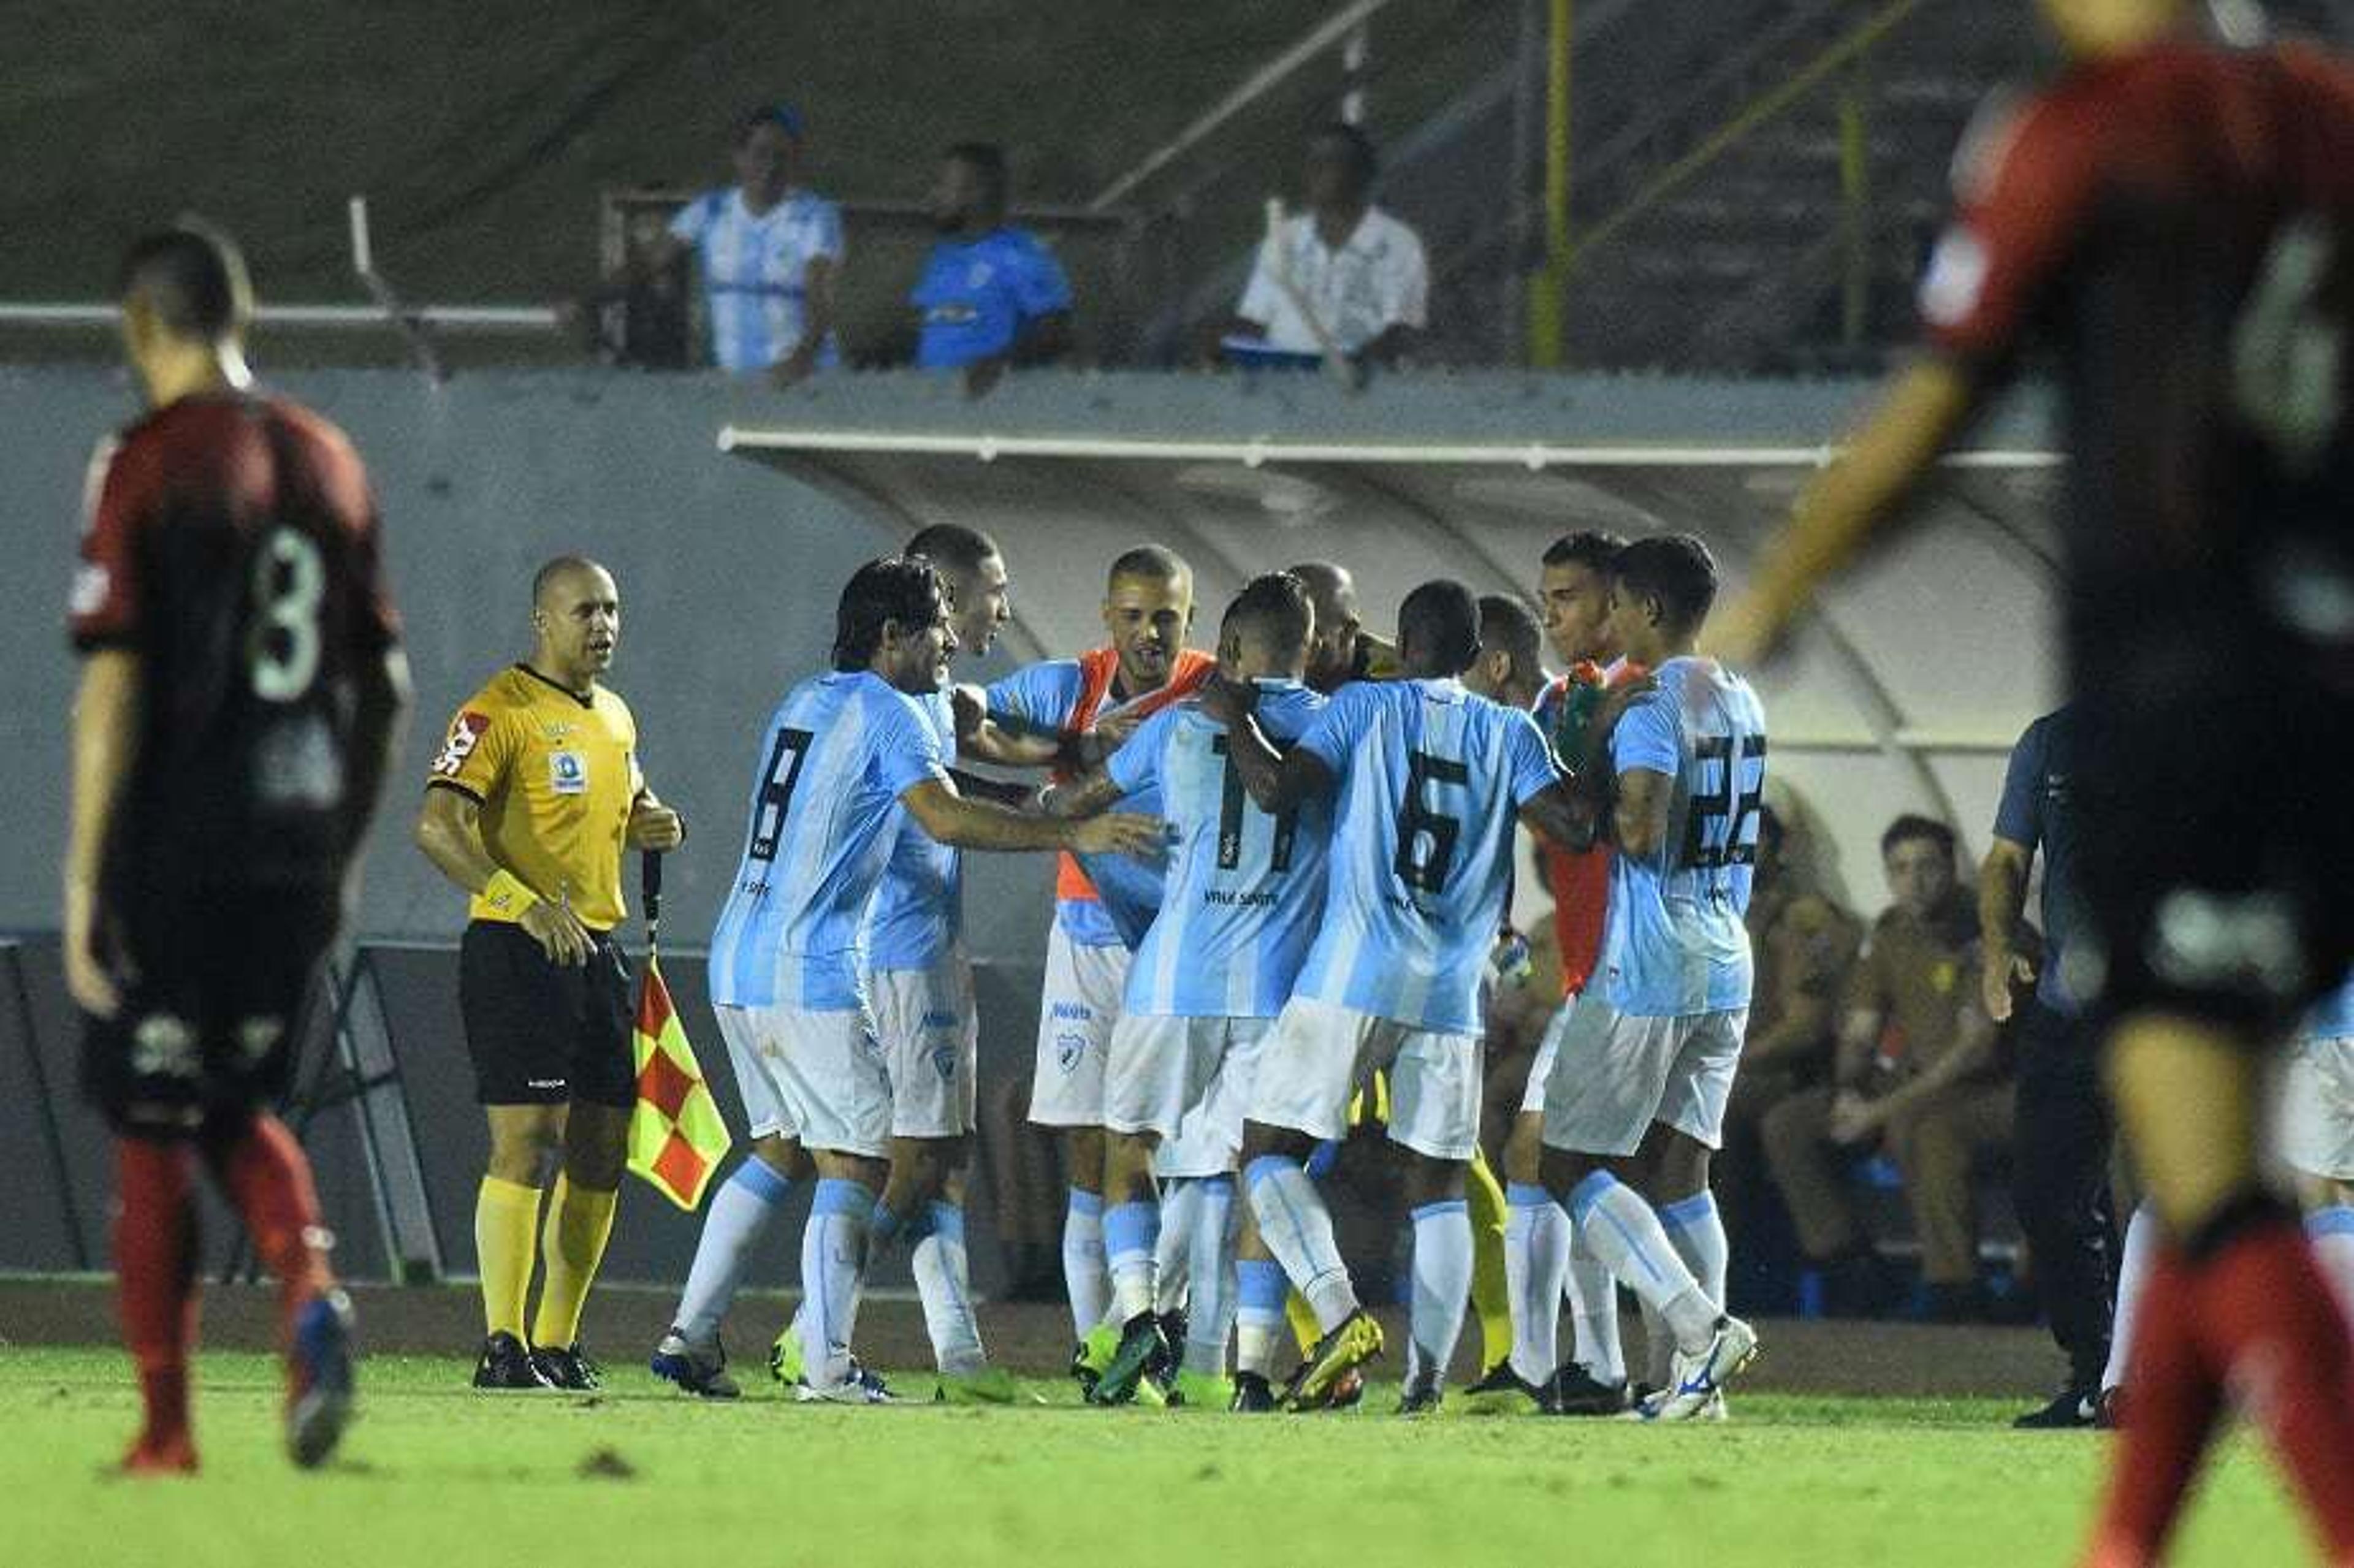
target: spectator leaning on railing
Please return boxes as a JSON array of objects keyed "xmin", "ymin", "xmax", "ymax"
[
  {"xmin": 1213, "ymin": 123, "xmax": 1429, "ymax": 370},
  {"xmin": 1762, "ymin": 815, "xmax": 2025, "ymax": 1321},
  {"xmin": 588, "ymin": 104, "xmax": 844, "ymax": 385},
  {"xmin": 910, "ymin": 142, "xmax": 1072, "ymax": 397}
]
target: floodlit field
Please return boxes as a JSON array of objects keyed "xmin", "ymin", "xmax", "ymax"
[{"xmin": 2, "ymin": 1348, "xmax": 2314, "ymax": 1568}]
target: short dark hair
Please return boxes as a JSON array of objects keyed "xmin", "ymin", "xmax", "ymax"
[
  {"xmin": 834, "ymin": 555, "xmax": 944, "ymax": 671},
  {"xmin": 531, "ymin": 555, "xmax": 609, "ymax": 609},
  {"xmin": 944, "ymin": 141, "xmax": 1010, "ymax": 211},
  {"xmin": 1612, "ymin": 534, "xmax": 1719, "ymax": 633},
  {"xmin": 1309, "ymin": 121, "xmax": 1379, "ymax": 185},
  {"xmin": 1107, "ymin": 544, "xmax": 1190, "ymax": 588},
  {"xmin": 1758, "ymin": 802, "xmax": 1786, "ymax": 852},
  {"xmin": 1477, "ymin": 593, "xmax": 1543, "ymax": 679},
  {"xmin": 905, "ymin": 523, "xmax": 1001, "ymax": 578},
  {"xmin": 1541, "ymin": 530, "xmax": 1626, "ymax": 576},
  {"xmin": 117, "ymin": 221, "xmax": 251, "ymax": 340},
  {"xmin": 1398, "ymin": 579, "xmax": 1482, "ymax": 674},
  {"xmin": 734, "ymin": 103, "xmax": 805, "ymax": 144},
  {"xmin": 1881, "ymin": 813, "xmax": 1956, "ymax": 861},
  {"xmin": 1223, "ymin": 571, "xmax": 1312, "ymax": 655}
]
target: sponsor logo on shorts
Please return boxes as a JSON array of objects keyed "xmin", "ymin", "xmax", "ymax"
[
  {"xmin": 527, "ymin": 1077, "xmax": 567, "ymax": 1090},
  {"xmin": 131, "ymin": 1015, "xmax": 199, "ymax": 1079},
  {"xmin": 1049, "ymin": 1001, "xmax": 1093, "ymax": 1022},
  {"xmin": 549, "ymin": 750, "xmax": 587, "ymax": 795},
  {"xmin": 1056, "ymin": 1032, "xmax": 1088, "ymax": 1073},
  {"xmin": 929, "ymin": 1045, "xmax": 959, "ymax": 1081},
  {"xmin": 920, "ymin": 1010, "xmax": 959, "ymax": 1031},
  {"xmin": 432, "ymin": 711, "xmax": 491, "ymax": 777}
]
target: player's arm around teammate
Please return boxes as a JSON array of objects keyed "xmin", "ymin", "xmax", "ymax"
[{"xmin": 414, "ymin": 557, "xmax": 678, "ymax": 1390}]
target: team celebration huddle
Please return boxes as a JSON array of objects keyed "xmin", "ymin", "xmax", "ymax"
[{"xmin": 520, "ymin": 522, "xmax": 1764, "ymax": 1420}]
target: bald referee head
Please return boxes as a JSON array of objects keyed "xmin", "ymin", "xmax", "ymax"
[{"xmin": 529, "ymin": 557, "xmax": 620, "ymax": 695}]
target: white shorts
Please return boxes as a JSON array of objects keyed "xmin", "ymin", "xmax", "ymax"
[
  {"xmin": 2276, "ymin": 1033, "xmax": 2354, "ymax": 1182},
  {"xmin": 1539, "ymin": 992, "xmax": 1747, "ymax": 1159},
  {"xmin": 1027, "ymin": 922, "xmax": 1130, "ymax": 1128},
  {"xmin": 869, "ymin": 952, "xmax": 980, "ymax": 1140},
  {"xmin": 1107, "ymin": 1012, "xmax": 1272, "ymax": 1178},
  {"xmin": 1248, "ymin": 995, "xmax": 1484, "ymax": 1162},
  {"xmin": 714, "ymin": 1001, "xmax": 891, "ymax": 1159},
  {"xmin": 1519, "ymin": 1007, "xmax": 1567, "ymax": 1116}
]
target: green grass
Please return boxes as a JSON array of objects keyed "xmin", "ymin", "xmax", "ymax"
[{"xmin": 1, "ymin": 1349, "xmax": 2312, "ymax": 1568}]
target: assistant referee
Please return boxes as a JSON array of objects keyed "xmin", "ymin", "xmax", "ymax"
[{"xmin": 415, "ymin": 555, "xmax": 683, "ymax": 1390}]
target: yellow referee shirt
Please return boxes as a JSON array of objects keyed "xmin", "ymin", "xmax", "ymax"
[{"xmin": 425, "ymin": 664, "xmax": 642, "ymax": 932}]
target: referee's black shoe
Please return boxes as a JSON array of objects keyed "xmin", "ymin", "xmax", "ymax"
[
  {"xmin": 2012, "ymin": 1387, "xmax": 2100, "ymax": 1429},
  {"xmin": 1230, "ymin": 1372, "xmax": 1279, "ymax": 1412},
  {"xmin": 473, "ymin": 1331, "xmax": 554, "ymax": 1391},
  {"xmin": 1548, "ymin": 1362, "xmax": 1632, "ymax": 1417},
  {"xmin": 531, "ymin": 1344, "xmax": 604, "ymax": 1392}
]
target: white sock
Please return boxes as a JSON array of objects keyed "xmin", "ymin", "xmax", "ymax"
[
  {"xmin": 2103, "ymin": 1203, "xmax": 2158, "ymax": 1393},
  {"xmin": 1568, "ymin": 1172, "xmax": 1715, "ymax": 1354},
  {"xmin": 1567, "ymin": 1231, "xmax": 1626, "ymax": 1384},
  {"xmin": 1506, "ymin": 1184, "xmax": 1569, "ymax": 1385},
  {"xmin": 674, "ymin": 1158, "xmax": 793, "ymax": 1343},
  {"xmin": 1103, "ymin": 1198, "xmax": 1160, "ymax": 1323},
  {"xmin": 1156, "ymin": 1177, "xmax": 1202, "ymax": 1315},
  {"xmin": 802, "ymin": 1179, "xmax": 872, "ymax": 1385},
  {"xmin": 1183, "ymin": 1177, "xmax": 1240, "ymax": 1376},
  {"xmin": 1235, "ymin": 1256, "xmax": 1287, "ymax": 1377},
  {"xmin": 1409, "ymin": 1200, "xmax": 1474, "ymax": 1386},
  {"xmin": 1244, "ymin": 1155, "xmax": 1357, "ymax": 1331},
  {"xmin": 910, "ymin": 1201, "xmax": 987, "ymax": 1377},
  {"xmin": 1659, "ymin": 1190, "xmax": 1729, "ymax": 1310},
  {"xmin": 1062, "ymin": 1189, "xmax": 1108, "ymax": 1341},
  {"xmin": 2305, "ymin": 1205, "xmax": 2354, "ymax": 1317}
]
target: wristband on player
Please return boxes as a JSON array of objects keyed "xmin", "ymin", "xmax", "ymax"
[{"xmin": 481, "ymin": 868, "xmax": 543, "ymax": 916}]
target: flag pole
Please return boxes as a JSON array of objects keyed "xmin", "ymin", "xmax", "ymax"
[{"xmin": 641, "ymin": 849, "xmax": 663, "ymax": 960}]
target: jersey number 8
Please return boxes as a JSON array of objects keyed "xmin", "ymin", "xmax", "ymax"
[{"xmin": 247, "ymin": 527, "xmax": 326, "ymax": 702}]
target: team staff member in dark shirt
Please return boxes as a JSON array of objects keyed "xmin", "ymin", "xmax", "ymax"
[
  {"xmin": 415, "ymin": 558, "xmax": 684, "ymax": 1391},
  {"xmin": 1713, "ymin": 4, "xmax": 2354, "ymax": 1559},
  {"xmin": 67, "ymin": 223, "xmax": 409, "ymax": 1473}
]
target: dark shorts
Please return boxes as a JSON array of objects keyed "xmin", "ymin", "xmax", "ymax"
[
  {"xmin": 2071, "ymin": 620, "xmax": 2354, "ymax": 1038},
  {"xmin": 458, "ymin": 919, "xmax": 635, "ymax": 1108},
  {"xmin": 80, "ymin": 885, "xmax": 337, "ymax": 1138}
]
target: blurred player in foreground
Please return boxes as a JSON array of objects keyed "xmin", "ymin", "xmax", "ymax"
[
  {"xmin": 706, "ymin": 556, "xmax": 1160, "ymax": 1401},
  {"xmin": 1711, "ymin": 2, "xmax": 2354, "ymax": 1558},
  {"xmin": 67, "ymin": 223, "xmax": 409, "ymax": 1470},
  {"xmin": 417, "ymin": 559, "xmax": 685, "ymax": 1391}
]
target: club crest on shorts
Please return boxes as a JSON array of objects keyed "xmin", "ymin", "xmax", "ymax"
[
  {"xmin": 929, "ymin": 1043, "xmax": 958, "ymax": 1082},
  {"xmin": 1056, "ymin": 1032, "xmax": 1087, "ymax": 1073}
]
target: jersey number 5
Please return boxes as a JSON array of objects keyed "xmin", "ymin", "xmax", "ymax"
[
  {"xmin": 746, "ymin": 727, "xmax": 815, "ymax": 863},
  {"xmin": 1395, "ymin": 749, "xmax": 1469, "ymax": 894}
]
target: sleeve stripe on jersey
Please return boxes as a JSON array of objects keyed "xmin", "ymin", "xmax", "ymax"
[{"xmin": 425, "ymin": 777, "xmax": 486, "ymax": 804}]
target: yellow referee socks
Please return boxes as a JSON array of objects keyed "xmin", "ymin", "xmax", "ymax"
[
  {"xmin": 475, "ymin": 1176, "xmax": 543, "ymax": 1339},
  {"xmin": 531, "ymin": 1176, "xmax": 619, "ymax": 1351},
  {"xmin": 1466, "ymin": 1149, "xmax": 1513, "ymax": 1373}
]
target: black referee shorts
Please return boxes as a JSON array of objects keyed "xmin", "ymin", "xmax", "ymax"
[
  {"xmin": 459, "ymin": 919, "xmax": 636, "ymax": 1109},
  {"xmin": 80, "ymin": 884, "xmax": 337, "ymax": 1138}
]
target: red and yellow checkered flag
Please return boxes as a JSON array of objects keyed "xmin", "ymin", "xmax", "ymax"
[
  {"xmin": 629, "ymin": 954, "xmax": 731, "ymax": 1210},
  {"xmin": 628, "ymin": 851, "xmax": 730, "ymax": 1210}
]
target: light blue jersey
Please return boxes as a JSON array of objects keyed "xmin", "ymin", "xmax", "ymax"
[
  {"xmin": 2306, "ymin": 972, "xmax": 2354, "ymax": 1040},
  {"xmin": 1290, "ymin": 679, "xmax": 1560, "ymax": 1035},
  {"xmin": 709, "ymin": 671, "xmax": 950, "ymax": 1010},
  {"xmin": 1598, "ymin": 657, "xmax": 1768, "ymax": 1019},
  {"xmin": 667, "ymin": 187, "xmax": 844, "ymax": 375},
  {"xmin": 1108, "ymin": 681, "xmax": 1332, "ymax": 1018},
  {"xmin": 864, "ymin": 690, "xmax": 960, "ymax": 973}
]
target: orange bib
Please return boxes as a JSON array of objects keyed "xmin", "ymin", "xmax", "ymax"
[{"xmin": 1053, "ymin": 646, "xmax": 1215, "ymax": 902}]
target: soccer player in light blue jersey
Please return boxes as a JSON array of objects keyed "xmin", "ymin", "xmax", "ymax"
[
  {"xmin": 1203, "ymin": 579, "xmax": 1586, "ymax": 1413},
  {"xmin": 1537, "ymin": 534, "xmax": 1767, "ymax": 1421},
  {"xmin": 650, "ymin": 556, "xmax": 1158, "ymax": 1402},
  {"xmin": 1042, "ymin": 573, "xmax": 1333, "ymax": 1409}
]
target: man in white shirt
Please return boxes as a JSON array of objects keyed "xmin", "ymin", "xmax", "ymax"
[{"xmin": 1220, "ymin": 124, "xmax": 1428, "ymax": 367}]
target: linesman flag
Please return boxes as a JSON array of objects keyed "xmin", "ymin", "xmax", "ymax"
[{"xmin": 628, "ymin": 852, "xmax": 731, "ymax": 1210}]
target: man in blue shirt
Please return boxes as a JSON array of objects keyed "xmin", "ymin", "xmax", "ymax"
[
  {"xmin": 1203, "ymin": 579, "xmax": 1583, "ymax": 1412},
  {"xmin": 1983, "ymin": 703, "xmax": 2124, "ymax": 1428},
  {"xmin": 912, "ymin": 142, "xmax": 1072, "ymax": 396},
  {"xmin": 653, "ymin": 556, "xmax": 1156, "ymax": 1402},
  {"xmin": 1537, "ymin": 535, "xmax": 1767, "ymax": 1422}
]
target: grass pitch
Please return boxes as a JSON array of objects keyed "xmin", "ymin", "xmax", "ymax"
[{"xmin": 2, "ymin": 1348, "xmax": 2312, "ymax": 1568}]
